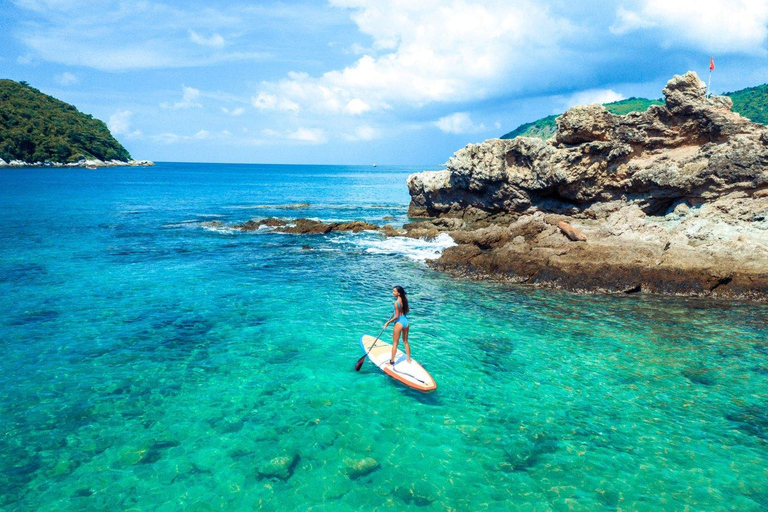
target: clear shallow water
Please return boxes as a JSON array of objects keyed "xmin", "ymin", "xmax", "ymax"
[{"xmin": 1, "ymin": 162, "xmax": 767, "ymax": 511}]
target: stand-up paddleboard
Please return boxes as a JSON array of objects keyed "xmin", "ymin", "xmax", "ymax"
[{"xmin": 359, "ymin": 335, "xmax": 436, "ymax": 391}]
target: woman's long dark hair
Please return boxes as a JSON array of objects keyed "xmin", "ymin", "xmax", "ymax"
[{"xmin": 395, "ymin": 286, "xmax": 410, "ymax": 315}]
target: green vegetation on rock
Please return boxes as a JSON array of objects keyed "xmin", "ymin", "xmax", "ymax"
[
  {"xmin": 501, "ymin": 85, "xmax": 766, "ymax": 140},
  {"xmin": 0, "ymin": 79, "xmax": 131, "ymax": 163},
  {"xmin": 724, "ymin": 83, "xmax": 768, "ymax": 124},
  {"xmin": 500, "ymin": 114, "xmax": 560, "ymax": 140},
  {"xmin": 602, "ymin": 97, "xmax": 663, "ymax": 115}
]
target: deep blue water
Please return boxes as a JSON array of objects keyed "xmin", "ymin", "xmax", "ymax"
[{"xmin": 1, "ymin": 162, "xmax": 767, "ymax": 510}]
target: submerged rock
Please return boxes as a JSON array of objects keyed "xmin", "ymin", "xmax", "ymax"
[
  {"xmin": 258, "ymin": 453, "xmax": 300, "ymax": 480},
  {"xmin": 344, "ymin": 457, "xmax": 380, "ymax": 479}
]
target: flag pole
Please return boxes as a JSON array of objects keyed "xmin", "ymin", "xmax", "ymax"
[{"xmin": 707, "ymin": 56, "xmax": 715, "ymax": 97}]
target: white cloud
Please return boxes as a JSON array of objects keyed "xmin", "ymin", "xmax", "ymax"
[
  {"xmin": 611, "ymin": 0, "xmax": 768, "ymax": 53},
  {"xmin": 344, "ymin": 125, "xmax": 379, "ymax": 140},
  {"xmin": 434, "ymin": 112, "xmax": 485, "ymax": 134},
  {"xmin": 55, "ymin": 72, "xmax": 77, "ymax": 85},
  {"xmin": 108, "ymin": 110, "xmax": 132, "ymax": 135},
  {"xmin": 189, "ymin": 30, "xmax": 225, "ymax": 48},
  {"xmin": 162, "ymin": 85, "xmax": 202, "ymax": 109},
  {"xmin": 151, "ymin": 129, "xmax": 216, "ymax": 144},
  {"xmin": 153, "ymin": 132, "xmax": 181, "ymax": 145},
  {"xmin": 11, "ymin": 2, "xmax": 270, "ymax": 71},
  {"xmin": 610, "ymin": 7, "xmax": 658, "ymax": 34},
  {"xmin": 560, "ymin": 89, "xmax": 624, "ymax": 111},
  {"xmin": 221, "ymin": 106, "xmax": 246, "ymax": 116},
  {"xmin": 254, "ymin": 1, "xmax": 574, "ymax": 115},
  {"xmin": 288, "ymin": 128, "xmax": 327, "ymax": 144},
  {"xmin": 260, "ymin": 127, "xmax": 327, "ymax": 144},
  {"xmin": 344, "ymin": 98, "xmax": 371, "ymax": 115},
  {"xmin": 252, "ymin": 91, "xmax": 300, "ymax": 113}
]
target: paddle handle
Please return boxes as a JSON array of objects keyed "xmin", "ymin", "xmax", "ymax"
[{"xmin": 354, "ymin": 322, "xmax": 388, "ymax": 371}]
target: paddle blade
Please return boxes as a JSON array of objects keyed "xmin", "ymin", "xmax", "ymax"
[{"xmin": 354, "ymin": 354, "xmax": 367, "ymax": 371}]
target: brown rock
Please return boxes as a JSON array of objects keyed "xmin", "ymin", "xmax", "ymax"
[
  {"xmin": 557, "ymin": 221, "xmax": 587, "ymax": 241},
  {"xmin": 449, "ymin": 225, "xmax": 512, "ymax": 249},
  {"xmin": 233, "ymin": 217, "xmax": 286, "ymax": 231},
  {"xmin": 380, "ymin": 225, "xmax": 405, "ymax": 237},
  {"xmin": 407, "ymin": 72, "xmax": 767, "ymax": 219},
  {"xmin": 331, "ymin": 221, "xmax": 378, "ymax": 232},
  {"xmin": 283, "ymin": 219, "xmax": 334, "ymax": 234},
  {"xmin": 260, "ymin": 217, "xmax": 287, "ymax": 227}
]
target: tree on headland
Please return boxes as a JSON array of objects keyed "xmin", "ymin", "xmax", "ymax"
[{"xmin": 0, "ymin": 79, "xmax": 131, "ymax": 163}]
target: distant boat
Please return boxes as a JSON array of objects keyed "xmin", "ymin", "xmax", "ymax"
[
  {"xmin": 85, "ymin": 165, "xmax": 97, "ymax": 170},
  {"xmin": 372, "ymin": 163, "xmax": 377, "ymax": 167}
]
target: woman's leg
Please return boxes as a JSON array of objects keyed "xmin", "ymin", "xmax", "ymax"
[
  {"xmin": 391, "ymin": 323, "xmax": 402, "ymax": 364},
  {"xmin": 403, "ymin": 325, "xmax": 411, "ymax": 362}
]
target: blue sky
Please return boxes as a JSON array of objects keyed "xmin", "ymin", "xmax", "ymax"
[{"xmin": 2, "ymin": 0, "xmax": 767, "ymax": 165}]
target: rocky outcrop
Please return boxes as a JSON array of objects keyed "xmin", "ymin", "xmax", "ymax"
[
  {"xmin": 409, "ymin": 72, "xmax": 766, "ymax": 220},
  {"xmin": 231, "ymin": 218, "xmax": 380, "ymax": 234},
  {"xmin": 407, "ymin": 72, "xmax": 768, "ymax": 301}
]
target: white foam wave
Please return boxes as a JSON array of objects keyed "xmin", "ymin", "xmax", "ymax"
[
  {"xmin": 201, "ymin": 224, "xmax": 237, "ymax": 234},
  {"xmin": 356, "ymin": 233, "xmax": 455, "ymax": 262}
]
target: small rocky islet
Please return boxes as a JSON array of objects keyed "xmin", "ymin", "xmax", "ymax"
[{"xmin": 224, "ymin": 72, "xmax": 768, "ymax": 301}]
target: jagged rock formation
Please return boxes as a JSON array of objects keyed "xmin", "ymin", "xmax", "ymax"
[{"xmin": 407, "ymin": 72, "xmax": 768, "ymax": 301}]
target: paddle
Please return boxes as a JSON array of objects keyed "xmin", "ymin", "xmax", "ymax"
[{"xmin": 354, "ymin": 323, "xmax": 388, "ymax": 371}]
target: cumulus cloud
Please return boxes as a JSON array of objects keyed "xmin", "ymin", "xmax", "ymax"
[
  {"xmin": 162, "ymin": 86, "xmax": 202, "ymax": 109},
  {"xmin": 611, "ymin": 0, "xmax": 768, "ymax": 53},
  {"xmin": 55, "ymin": 72, "xmax": 77, "ymax": 85},
  {"xmin": 254, "ymin": 0, "xmax": 575, "ymax": 116},
  {"xmin": 344, "ymin": 98, "xmax": 371, "ymax": 115},
  {"xmin": 434, "ymin": 112, "xmax": 485, "ymax": 134}
]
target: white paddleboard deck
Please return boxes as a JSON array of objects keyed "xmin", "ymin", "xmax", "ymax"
[{"xmin": 359, "ymin": 335, "xmax": 437, "ymax": 391}]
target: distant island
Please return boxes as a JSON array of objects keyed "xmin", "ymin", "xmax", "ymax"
[
  {"xmin": 0, "ymin": 79, "xmax": 152, "ymax": 167},
  {"xmin": 501, "ymin": 84, "xmax": 768, "ymax": 139}
]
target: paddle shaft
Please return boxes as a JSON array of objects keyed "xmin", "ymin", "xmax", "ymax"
[{"xmin": 354, "ymin": 323, "xmax": 388, "ymax": 371}]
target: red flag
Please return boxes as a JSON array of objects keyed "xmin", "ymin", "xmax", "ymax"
[{"xmin": 709, "ymin": 57, "xmax": 715, "ymax": 71}]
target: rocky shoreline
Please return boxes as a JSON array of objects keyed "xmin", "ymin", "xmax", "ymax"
[
  {"xmin": 199, "ymin": 72, "xmax": 768, "ymax": 302},
  {"xmin": 404, "ymin": 72, "xmax": 768, "ymax": 302},
  {"xmin": 0, "ymin": 158, "xmax": 154, "ymax": 168}
]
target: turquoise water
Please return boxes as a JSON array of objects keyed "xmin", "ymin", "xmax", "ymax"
[{"xmin": 1, "ymin": 162, "xmax": 767, "ymax": 511}]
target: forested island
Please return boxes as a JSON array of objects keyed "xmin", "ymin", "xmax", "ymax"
[{"xmin": 0, "ymin": 79, "xmax": 150, "ymax": 167}]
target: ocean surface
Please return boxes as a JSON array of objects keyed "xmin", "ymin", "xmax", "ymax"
[{"xmin": 1, "ymin": 162, "xmax": 767, "ymax": 511}]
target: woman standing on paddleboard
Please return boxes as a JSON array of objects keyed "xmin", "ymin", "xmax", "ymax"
[{"xmin": 384, "ymin": 286, "xmax": 410, "ymax": 366}]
